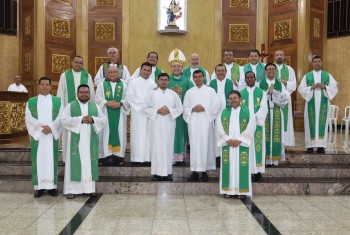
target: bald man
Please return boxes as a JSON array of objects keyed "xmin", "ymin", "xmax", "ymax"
[{"xmin": 182, "ymin": 53, "xmax": 210, "ymax": 85}]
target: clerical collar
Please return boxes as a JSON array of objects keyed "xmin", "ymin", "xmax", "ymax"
[
  {"xmin": 174, "ymin": 75, "xmax": 181, "ymax": 79},
  {"xmin": 191, "ymin": 66, "xmax": 199, "ymax": 69},
  {"xmin": 39, "ymin": 94, "xmax": 51, "ymax": 98}
]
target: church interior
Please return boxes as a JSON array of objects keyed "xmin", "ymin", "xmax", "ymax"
[{"xmin": 0, "ymin": 0, "xmax": 350, "ymax": 234}]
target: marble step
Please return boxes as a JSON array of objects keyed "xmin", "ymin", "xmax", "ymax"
[
  {"xmin": 1, "ymin": 149, "xmax": 350, "ymax": 164},
  {"xmin": 1, "ymin": 161, "xmax": 350, "ymax": 179},
  {"xmin": 0, "ymin": 175, "xmax": 349, "ymax": 195}
]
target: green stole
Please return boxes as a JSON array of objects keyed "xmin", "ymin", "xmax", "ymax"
[
  {"xmin": 221, "ymin": 106, "xmax": 250, "ymax": 192},
  {"xmin": 259, "ymin": 79, "xmax": 283, "ymax": 160},
  {"xmin": 275, "ymin": 64, "xmax": 289, "ymax": 131},
  {"xmin": 229, "ymin": 63, "xmax": 241, "ymax": 82},
  {"xmin": 305, "ymin": 71, "xmax": 330, "ymax": 140},
  {"xmin": 28, "ymin": 96, "xmax": 61, "ymax": 186},
  {"xmin": 154, "ymin": 67, "xmax": 162, "ymax": 83},
  {"xmin": 182, "ymin": 66, "xmax": 208, "ymax": 84},
  {"xmin": 103, "ymin": 63, "xmax": 124, "ymax": 80},
  {"xmin": 240, "ymin": 87, "xmax": 264, "ymax": 166},
  {"xmin": 65, "ymin": 68, "xmax": 89, "ymax": 103},
  {"xmin": 244, "ymin": 63, "xmax": 266, "ymax": 82},
  {"xmin": 103, "ymin": 80, "xmax": 123, "ymax": 152},
  {"xmin": 70, "ymin": 100, "xmax": 99, "ymax": 182},
  {"xmin": 209, "ymin": 78, "xmax": 234, "ymax": 107}
]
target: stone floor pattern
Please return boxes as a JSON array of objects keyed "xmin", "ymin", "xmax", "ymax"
[{"xmin": 1, "ymin": 193, "xmax": 350, "ymax": 234}]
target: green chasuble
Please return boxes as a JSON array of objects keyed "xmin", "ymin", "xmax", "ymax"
[
  {"xmin": 243, "ymin": 63, "xmax": 266, "ymax": 82},
  {"xmin": 259, "ymin": 79, "xmax": 283, "ymax": 160},
  {"xmin": 228, "ymin": 63, "xmax": 241, "ymax": 82},
  {"xmin": 168, "ymin": 74, "xmax": 194, "ymax": 153},
  {"xmin": 240, "ymin": 87, "xmax": 264, "ymax": 166},
  {"xmin": 103, "ymin": 80, "xmax": 123, "ymax": 152},
  {"xmin": 65, "ymin": 68, "xmax": 89, "ymax": 103},
  {"xmin": 69, "ymin": 100, "xmax": 99, "ymax": 182},
  {"xmin": 103, "ymin": 63, "xmax": 124, "ymax": 80},
  {"xmin": 275, "ymin": 64, "xmax": 289, "ymax": 131},
  {"xmin": 209, "ymin": 78, "xmax": 234, "ymax": 107},
  {"xmin": 28, "ymin": 96, "xmax": 61, "ymax": 186},
  {"xmin": 221, "ymin": 106, "xmax": 250, "ymax": 192},
  {"xmin": 182, "ymin": 66, "xmax": 208, "ymax": 84},
  {"xmin": 305, "ymin": 71, "xmax": 330, "ymax": 140}
]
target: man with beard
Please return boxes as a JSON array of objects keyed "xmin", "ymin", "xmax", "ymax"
[
  {"xmin": 274, "ymin": 50, "xmax": 296, "ymax": 149},
  {"xmin": 131, "ymin": 52, "xmax": 163, "ymax": 82},
  {"xmin": 62, "ymin": 85, "xmax": 107, "ymax": 199},
  {"xmin": 145, "ymin": 73, "xmax": 183, "ymax": 181},
  {"xmin": 183, "ymin": 53, "xmax": 210, "ymax": 85}
]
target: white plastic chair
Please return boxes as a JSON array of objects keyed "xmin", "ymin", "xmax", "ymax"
[
  {"xmin": 340, "ymin": 106, "xmax": 350, "ymax": 147},
  {"xmin": 328, "ymin": 105, "xmax": 339, "ymax": 143}
]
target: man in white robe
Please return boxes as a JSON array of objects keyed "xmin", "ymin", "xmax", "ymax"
[
  {"xmin": 96, "ymin": 66, "xmax": 130, "ymax": 165},
  {"xmin": 183, "ymin": 53, "xmax": 211, "ymax": 85},
  {"xmin": 275, "ymin": 50, "xmax": 296, "ymax": 148},
  {"xmin": 211, "ymin": 49, "xmax": 243, "ymax": 89},
  {"xmin": 94, "ymin": 47, "xmax": 130, "ymax": 85},
  {"xmin": 62, "ymin": 85, "xmax": 107, "ymax": 199},
  {"xmin": 258, "ymin": 63, "xmax": 289, "ymax": 166},
  {"xmin": 298, "ymin": 55, "xmax": 338, "ymax": 153},
  {"xmin": 216, "ymin": 90, "xmax": 256, "ymax": 198},
  {"xmin": 8, "ymin": 75, "xmax": 28, "ymax": 92},
  {"xmin": 144, "ymin": 73, "xmax": 183, "ymax": 181},
  {"xmin": 240, "ymin": 71, "xmax": 268, "ymax": 181},
  {"xmin": 183, "ymin": 70, "xmax": 220, "ymax": 181},
  {"xmin": 130, "ymin": 52, "xmax": 163, "ymax": 82},
  {"xmin": 57, "ymin": 56, "xmax": 95, "ymax": 162},
  {"xmin": 126, "ymin": 62, "xmax": 157, "ymax": 165},
  {"xmin": 25, "ymin": 77, "xmax": 62, "ymax": 198}
]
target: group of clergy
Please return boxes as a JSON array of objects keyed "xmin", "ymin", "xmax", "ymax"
[{"xmin": 25, "ymin": 46, "xmax": 338, "ymax": 199}]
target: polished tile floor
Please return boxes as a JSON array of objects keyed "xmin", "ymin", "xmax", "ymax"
[{"xmin": 1, "ymin": 193, "xmax": 350, "ymax": 234}]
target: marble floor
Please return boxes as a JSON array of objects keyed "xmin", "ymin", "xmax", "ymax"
[{"xmin": 1, "ymin": 193, "xmax": 350, "ymax": 235}]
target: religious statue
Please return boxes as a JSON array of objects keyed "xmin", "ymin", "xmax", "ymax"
[{"xmin": 165, "ymin": 0, "xmax": 182, "ymax": 29}]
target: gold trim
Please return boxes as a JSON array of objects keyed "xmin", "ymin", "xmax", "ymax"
[
  {"xmin": 274, "ymin": 19, "xmax": 292, "ymax": 40},
  {"xmin": 230, "ymin": 0, "xmax": 249, "ymax": 8},
  {"xmin": 96, "ymin": 0, "xmax": 115, "ymax": 6},
  {"xmin": 95, "ymin": 57, "xmax": 109, "ymax": 75},
  {"xmin": 0, "ymin": 102, "xmax": 11, "ymax": 134},
  {"xmin": 274, "ymin": 0, "xmax": 291, "ymax": 4},
  {"xmin": 24, "ymin": 16, "xmax": 31, "ymax": 35},
  {"xmin": 52, "ymin": 17, "xmax": 70, "ymax": 38},
  {"xmin": 24, "ymin": 53, "xmax": 31, "ymax": 72},
  {"xmin": 229, "ymin": 24, "xmax": 249, "ymax": 42},
  {"xmin": 95, "ymin": 22, "xmax": 115, "ymax": 40},
  {"xmin": 52, "ymin": 54, "xmax": 71, "ymax": 74},
  {"xmin": 313, "ymin": 18, "xmax": 320, "ymax": 39}
]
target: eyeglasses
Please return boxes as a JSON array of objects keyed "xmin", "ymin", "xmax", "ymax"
[{"xmin": 108, "ymin": 51, "xmax": 118, "ymax": 55}]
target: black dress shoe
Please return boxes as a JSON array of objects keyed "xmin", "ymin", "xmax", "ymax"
[
  {"xmin": 142, "ymin": 162, "xmax": 151, "ymax": 166},
  {"xmin": 152, "ymin": 175, "xmax": 161, "ymax": 181},
  {"xmin": 187, "ymin": 172, "xmax": 199, "ymax": 181},
  {"xmin": 48, "ymin": 189, "xmax": 58, "ymax": 197},
  {"xmin": 167, "ymin": 174, "xmax": 173, "ymax": 181},
  {"xmin": 307, "ymin": 148, "xmax": 314, "ymax": 153},
  {"xmin": 255, "ymin": 173, "xmax": 263, "ymax": 182},
  {"xmin": 201, "ymin": 172, "xmax": 209, "ymax": 181},
  {"xmin": 317, "ymin": 147, "xmax": 325, "ymax": 154},
  {"xmin": 34, "ymin": 189, "xmax": 44, "ymax": 198},
  {"xmin": 216, "ymin": 157, "xmax": 221, "ymax": 167}
]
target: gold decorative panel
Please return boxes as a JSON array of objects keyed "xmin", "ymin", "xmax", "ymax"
[
  {"xmin": 11, "ymin": 103, "xmax": 27, "ymax": 132},
  {"xmin": 234, "ymin": 58, "xmax": 249, "ymax": 66},
  {"xmin": 285, "ymin": 56, "xmax": 291, "ymax": 65},
  {"xmin": 52, "ymin": 54, "xmax": 71, "ymax": 73},
  {"xmin": 52, "ymin": 18, "xmax": 70, "ymax": 38},
  {"xmin": 229, "ymin": 24, "xmax": 249, "ymax": 42},
  {"xmin": 230, "ymin": 0, "xmax": 249, "ymax": 7},
  {"xmin": 274, "ymin": 19, "xmax": 291, "ymax": 40},
  {"xmin": 313, "ymin": 18, "xmax": 320, "ymax": 39},
  {"xmin": 95, "ymin": 23, "xmax": 115, "ymax": 40},
  {"xmin": 0, "ymin": 102, "xmax": 11, "ymax": 134},
  {"xmin": 95, "ymin": 57, "xmax": 109, "ymax": 74},
  {"xmin": 274, "ymin": 0, "xmax": 291, "ymax": 4},
  {"xmin": 24, "ymin": 16, "xmax": 31, "ymax": 35},
  {"xmin": 24, "ymin": 53, "xmax": 31, "ymax": 72},
  {"xmin": 96, "ymin": 0, "xmax": 115, "ymax": 6}
]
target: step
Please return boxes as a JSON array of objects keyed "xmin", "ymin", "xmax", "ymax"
[
  {"xmin": 1, "ymin": 175, "xmax": 349, "ymax": 195},
  {"xmin": 1, "ymin": 161, "xmax": 350, "ymax": 179}
]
